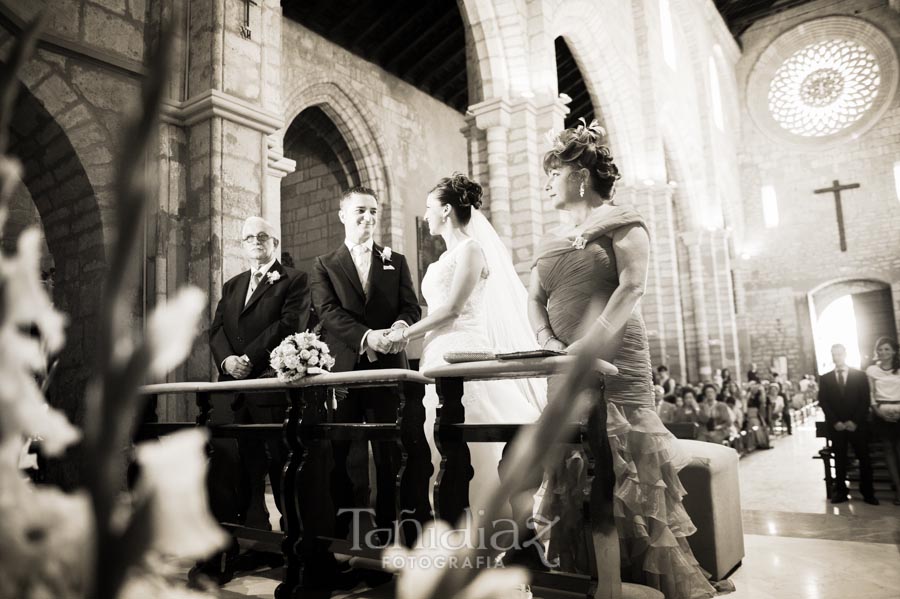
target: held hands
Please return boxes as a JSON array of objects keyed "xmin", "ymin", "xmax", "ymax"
[
  {"xmin": 834, "ymin": 421, "xmax": 859, "ymax": 432},
  {"xmin": 385, "ymin": 325, "xmax": 409, "ymax": 354},
  {"xmin": 366, "ymin": 327, "xmax": 409, "ymax": 355},
  {"xmin": 224, "ymin": 354, "xmax": 252, "ymax": 379}
]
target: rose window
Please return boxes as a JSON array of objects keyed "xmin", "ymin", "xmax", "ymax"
[{"xmin": 767, "ymin": 39, "xmax": 880, "ymax": 137}]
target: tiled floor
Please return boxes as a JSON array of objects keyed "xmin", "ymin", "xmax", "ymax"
[{"xmin": 218, "ymin": 418, "xmax": 900, "ymax": 598}]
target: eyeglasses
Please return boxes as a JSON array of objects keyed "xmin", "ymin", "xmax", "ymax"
[{"xmin": 242, "ymin": 233, "xmax": 273, "ymax": 244}]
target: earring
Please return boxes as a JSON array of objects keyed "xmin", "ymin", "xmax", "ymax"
[
  {"xmin": 579, "ymin": 179, "xmax": 585, "ymax": 198},
  {"xmin": 441, "ymin": 216, "xmax": 448, "ymax": 223}
]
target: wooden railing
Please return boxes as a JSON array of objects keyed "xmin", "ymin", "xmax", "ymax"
[{"xmin": 137, "ymin": 355, "xmax": 619, "ymax": 598}]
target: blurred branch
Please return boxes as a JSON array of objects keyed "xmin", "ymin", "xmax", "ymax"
[
  {"xmin": 84, "ymin": 18, "xmax": 175, "ymax": 599},
  {"xmin": 0, "ymin": 13, "xmax": 42, "ymax": 155},
  {"xmin": 427, "ymin": 300, "xmax": 614, "ymax": 598}
]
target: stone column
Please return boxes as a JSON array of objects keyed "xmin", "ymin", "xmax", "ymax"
[
  {"xmin": 681, "ymin": 230, "xmax": 713, "ymax": 381},
  {"xmin": 625, "ymin": 182, "xmax": 688, "ymax": 383},
  {"xmin": 716, "ymin": 229, "xmax": 741, "ymax": 371},
  {"xmin": 533, "ymin": 96, "xmax": 570, "ymax": 239},
  {"xmin": 157, "ymin": 0, "xmax": 286, "ymax": 393},
  {"xmin": 469, "ymin": 97, "xmax": 512, "ymax": 244}
]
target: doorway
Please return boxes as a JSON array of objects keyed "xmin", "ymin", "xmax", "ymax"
[{"xmin": 809, "ymin": 279, "xmax": 898, "ymax": 374}]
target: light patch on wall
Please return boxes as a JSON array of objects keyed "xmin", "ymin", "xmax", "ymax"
[
  {"xmin": 761, "ymin": 185, "xmax": 779, "ymax": 228},
  {"xmin": 894, "ymin": 161, "xmax": 900, "ymax": 203},
  {"xmin": 709, "ymin": 55, "xmax": 724, "ymax": 131},
  {"xmin": 660, "ymin": 0, "xmax": 676, "ymax": 70},
  {"xmin": 814, "ymin": 295, "xmax": 862, "ymax": 374}
]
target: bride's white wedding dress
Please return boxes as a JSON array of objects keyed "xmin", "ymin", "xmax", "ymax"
[{"xmin": 419, "ymin": 237, "xmax": 542, "ymax": 514}]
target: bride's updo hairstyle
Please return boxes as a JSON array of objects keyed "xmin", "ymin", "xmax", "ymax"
[
  {"xmin": 543, "ymin": 119, "xmax": 621, "ymax": 206},
  {"xmin": 430, "ymin": 172, "xmax": 484, "ymax": 225}
]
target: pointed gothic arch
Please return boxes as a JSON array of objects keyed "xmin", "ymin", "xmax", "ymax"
[{"xmin": 283, "ymin": 82, "xmax": 397, "ymax": 247}]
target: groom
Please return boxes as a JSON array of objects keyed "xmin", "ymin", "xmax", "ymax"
[{"xmin": 311, "ymin": 186, "xmax": 421, "ymax": 542}]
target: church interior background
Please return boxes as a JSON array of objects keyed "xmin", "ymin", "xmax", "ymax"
[{"xmin": 2, "ymin": 0, "xmax": 900, "ymax": 597}]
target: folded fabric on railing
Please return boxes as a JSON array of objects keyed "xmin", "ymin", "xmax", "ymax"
[
  {"xmin": 496, "ymin": 349, "xmax": 566, "ymax": 360},
  {"xmin": 443, "ymin": 351, "xmax": 496, "ymax": 363}
]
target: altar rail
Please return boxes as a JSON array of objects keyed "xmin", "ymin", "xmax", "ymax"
[{"xmin": 137, "ymin": 356, "xmax": 619, "ymax": 599}]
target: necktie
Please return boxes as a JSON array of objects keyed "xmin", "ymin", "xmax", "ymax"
[
  {"xmin": 246, "ymin": 270, "xmax": 263, "ymax": 305},
  {"xmin": 837, "ymin": 370, "xmax": 845, "ymax": 388},
  {"xmin": 351, "ymin": 244, "xmax": 370, "ymax": 293}
]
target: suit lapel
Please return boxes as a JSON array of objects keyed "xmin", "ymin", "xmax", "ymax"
[
  {"xmin": 241, "ymin": 260, "xmax": 285, "ymax": 315},
  {"xmin": 335, "ymin": 245, "xmax": 366, "ymax": 300}
]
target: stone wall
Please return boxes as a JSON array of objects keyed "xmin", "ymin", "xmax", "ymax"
[
  {"xmin": 735, "ymin": 0, "xmax": 900, "ymax": 377},
  {"xmin": 281, "ymin": 19, "xmax": 470, "ymax": 283}
]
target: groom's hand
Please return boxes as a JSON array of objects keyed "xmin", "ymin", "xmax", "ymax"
[
  {"xmin": 386, "ymin": 328, "xmax": 408, "ymax": 354},
  {"xmin": 367, "ymin": 329, "xmax": 393, "ymax": 354}
]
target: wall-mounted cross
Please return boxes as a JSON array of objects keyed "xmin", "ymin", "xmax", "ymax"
[
  {"xmin": 240, "ymin": 0, "xmax": 258, "ymax": 40},
  {"xmin": 813, "ymin": 179, "xmax": 860, "ymax": 252}
]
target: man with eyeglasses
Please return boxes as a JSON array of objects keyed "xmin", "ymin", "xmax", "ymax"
[{"xmin": 204, "ymin": 216, "xmax": 311, "ymax": 581}]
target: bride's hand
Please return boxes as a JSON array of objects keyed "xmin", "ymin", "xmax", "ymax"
[
  {"xmin": 387, "ymin": 329, "xmax": 405, "ymax": 344},
  {"xmin": 543, "ymin": 337, "xmax": 567, "ymax": 352}
]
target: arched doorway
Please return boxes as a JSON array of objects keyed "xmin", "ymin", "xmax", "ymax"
[
  {"xmin": 281, "ymin": 106, "xmax": 361, "ymax": 273},
  {"xmin": 809, "ymin": 279, "xmax": 898, "ymax": 373},
  {"xmin": 4, "ymin": 79, "xmax": 106, "ymax": 486}
]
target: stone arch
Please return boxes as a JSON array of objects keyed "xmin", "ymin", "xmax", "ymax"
[
  {"xmin": 6, "ymin": 79, "xmax": 106, "ymax": 429},
  {"xmin": 457, "ymin": 0, "xmax": 512, "ymax": 102},
  {"xmin": 283, "ymin": 81, "xmax": 398, "ymax": 247},
  {"xmin": 661, "ymin": 124, "xmax": 703, "ymax": 230},
  {"xmin": 281, "ymin": 106, "xmax": 361, "ymax": 273},
  {"xmin": 548, "ymin": 1, "xmax": 642, "ymax": 183}
]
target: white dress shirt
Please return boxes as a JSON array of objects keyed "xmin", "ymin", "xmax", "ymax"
[
  {"xmin": 244, "ymin": 257, "xmax": 277, "ymax": 305},
  {"xmin": 343, "ymin": 238, "xmax": 408, "ymax": 360}
]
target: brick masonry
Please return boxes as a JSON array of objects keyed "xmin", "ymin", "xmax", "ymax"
[
  {"xmin": 735, "ymin": 1, "xmax": 900, "ymax": 377},
  {"xmin": 6, "ymin": 0, "xmax": 898, "ymax": 421}
]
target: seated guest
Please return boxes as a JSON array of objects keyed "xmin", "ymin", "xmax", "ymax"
[
  {"xmin": 819, "ymin": 343, "xmax": 877, "ymax": 505},
  {"xmin": 770, "ymin": 381, "xmax": 792, "ymax": 435},
  {"xmin": 745, "ymin": 382, "xmax": 771, "ymax": 449},
  {"xmin": 726, "ymin": 397, "xmax": 744, "ymax": 431},
  {"xmin": 747, "ymin": 362, "xmax": 761, "ymax": 383},
  {"xmin": 657, "ymin": 365, "xmax": 676, "ymax": 399},
  {"xmin": 658, "ymin": 395, "xmax": 678, "ymax": 424},
  {"xmin": 698, "ymin": 383, "xmax": 734, "ymax": 444},
  {"xmin": 674, "ymin": 388, "xmax": 702, "ymax": 425}
]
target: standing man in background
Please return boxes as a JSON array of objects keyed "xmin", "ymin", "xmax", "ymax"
[
  {"xmin": 202, "ymin": 216, "xmax": 311, "ymax": 581},
  {"xmin": 818, "ymin": 343, "xmax": 878, "ymax": 505}
]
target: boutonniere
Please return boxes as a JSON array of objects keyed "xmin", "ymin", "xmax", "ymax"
[
  {"xmin": 377, "ymin": 246, "xmax": 395, "ymax": 270},
  {"xmin": 266, "ymin": 271, "xmax": 282, "ymax": 284},
  {"xmin": 572, "ymin": 236, "xmax": 587, "ymax": 250}
]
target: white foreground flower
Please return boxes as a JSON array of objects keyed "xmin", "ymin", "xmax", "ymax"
[
  {"xmin": 145, "ymin": 287, "xmax": 207, "ymax": 377},
  {"xmin": 134, "ymin": 429, "xmax": 228, "ymax": 560}
]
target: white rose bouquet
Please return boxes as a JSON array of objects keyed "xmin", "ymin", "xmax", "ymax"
[{"xmin": 269, "ymin": 331, "xmax": 336, "ymax": 382}]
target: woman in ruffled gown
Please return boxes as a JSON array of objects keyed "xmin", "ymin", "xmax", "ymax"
[{"xmin": 528, "ymin": 122, "xmax": 717, "ymax": 598}]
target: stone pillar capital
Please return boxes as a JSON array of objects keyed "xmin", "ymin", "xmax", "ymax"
[
  {"xmin": 266, "ymin": 137, "xmax": 296, "ymax": 178},
  {"xmin": 534, "ymin": 94, "xmax": 571, "ymax": 120},
  {"xmin": 469, "ymin": 97, "xmax": 512, "ymax": 129}
]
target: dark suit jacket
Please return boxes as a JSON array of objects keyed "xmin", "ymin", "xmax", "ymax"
[
  {"xmin": 311, "ymin": 243, "xmax": 421, "ymax": 372},
  {"xmin": 209, "ymin": 260, "xmax": 311, "ymax": 379},
  {"xmin": 818, "ymin": 367, "xmax": 871, "ymax": 429}
]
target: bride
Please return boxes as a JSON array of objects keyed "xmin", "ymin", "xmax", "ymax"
[{"xmin": 385, "ymin": 174, "xmax": 546, "ymax": 525}]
